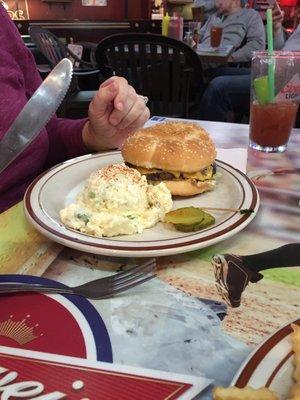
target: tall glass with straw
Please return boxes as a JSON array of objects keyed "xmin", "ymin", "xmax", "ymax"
[{"xmin": 249, "ymin": 9, "xmax": 300, "ymax": 152}]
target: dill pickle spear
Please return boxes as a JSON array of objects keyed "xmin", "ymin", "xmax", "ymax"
[{"xmin": 165, "ymin": 207, "xmax": 207, "ymax": 225}]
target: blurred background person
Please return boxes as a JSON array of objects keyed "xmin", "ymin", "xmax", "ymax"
[
  {"xmin": 198, "ymin": 0, "xmax": 265, "ymax": 63},
  {"xmin": 197, "ymin": 0, "xmax": 300, "ymax": 123},
  {"xmin": 193, "ymin": 0, "xmax": 217, "ymax": 21}
]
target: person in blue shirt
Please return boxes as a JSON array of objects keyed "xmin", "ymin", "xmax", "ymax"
[
  {"xmin": 194, "ymin": 0, "xmax": 248, "ymax": 20},
  {"xmin": 198, "ymin": 0, "xmax": 300, "ymax": 123},
  {"xmin": 198, "ymin": 0, "xmax": 265, "ymax": 63}
]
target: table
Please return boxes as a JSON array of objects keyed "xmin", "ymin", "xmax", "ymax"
[
  {"xmin": 196, "ymin": 44, "xmax": 234, "ymax": 64},
  {"xmin": 0, "ymin": 117, "xmax": 299, "ymax": 399}
]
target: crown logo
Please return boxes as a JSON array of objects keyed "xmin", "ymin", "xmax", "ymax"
[{"xmin": 0, "ymin": 315, "xmax": 43, "ymax": 345}]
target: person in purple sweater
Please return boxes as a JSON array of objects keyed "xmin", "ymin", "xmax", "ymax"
[{"xmin": 0, "ymin": 5, "xmax": 150, "ymax": 213}]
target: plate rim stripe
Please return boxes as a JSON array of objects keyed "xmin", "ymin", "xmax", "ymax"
[
  {"xmin": 233, "ymin": 319, "xmax": 300, "ymax": 388},
  {"xmin": 265, "ymin": 351, "xmax": 294, "ymax": 388}
]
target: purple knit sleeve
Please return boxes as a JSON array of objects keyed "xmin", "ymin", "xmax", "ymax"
[
  {"xmin": 0, "ymin": 5, "xmax": 92, "ymax": 211},
  {"xmin": 44, "ymin": 116, "xmax": 89, "ymax": 167},
  {"xmin": 0, "ymin": 4, "xmax": 89, "ymax": 169}
]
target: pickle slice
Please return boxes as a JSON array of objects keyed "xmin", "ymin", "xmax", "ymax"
[
  {"xmin": 165, "ymin": 207, "xmax": 207, "ymax": 225},
  {"xmin": 165, "ymin": 207, "xmax": 215, "ymax": 232},
  {"xmin": 174, "ymin": 213, "xmax": 215, "ymax": 232}
]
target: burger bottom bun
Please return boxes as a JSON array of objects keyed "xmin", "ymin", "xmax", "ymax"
[{"xmin": 149, "ymin": 179, "xmax": 216, "ymax": 197}]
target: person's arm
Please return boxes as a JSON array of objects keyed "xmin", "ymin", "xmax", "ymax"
[
  {"xmin": 0, "ymin": 47, "xmax": 149, "ymax": 171},
  {"xmin": 0, "ymin": 47, "xmax": 88, "ymax": 176},
  {"xmin": 83, "ymin": 77, "xmax": 149, "ymax": 151},
  {"xmin": 230, "ymin": 12, "xmax": 266, "ymax": 62},
  {"xmin": 45, "ymin": 76, "xmax": 151, "ymax": 166},
  {"xmin": 0, "ymin": 4, "xmax": 149, "ymax": 212},
  {"xmin": 272, "ymin": 0, "xmax": 286, "ymax": 50},
  {"xmin": 283, "ymin": 24, "xmax": 300, "ymax": 51},
  {"xmin": 0, "ymin": 6, "xmax": 88, "ymax": 169},
  {"xmin": 273, "ymin": 29, "xmax": 285, "ymax": 50},
  {"xmin": 43, "ymin": 116, "xmax": 88, "ymax": 168}
]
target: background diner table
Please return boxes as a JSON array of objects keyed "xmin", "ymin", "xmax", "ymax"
[
  {"xmin": 195, "ymin": 43, "xmax": 234, "ymax": 64},
  {"xmin": 0, "ymin": 116, "xmax": 299, "ymax": 399}
]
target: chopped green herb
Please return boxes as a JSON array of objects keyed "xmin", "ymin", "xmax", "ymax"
[
  {"xmin": 88, "ymin": 192, "xmax": 96, "ymax": 199},
  {"xmin": 76, "ymin": 213, "xmax": 90, "ymax": 224}
]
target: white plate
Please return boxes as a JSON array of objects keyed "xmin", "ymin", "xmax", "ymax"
[
  {"xmin": 24, "ymin": 152, "xmax": 259, "ymax": 257},
  {"xmin": 232, "ymin": 319, "xmax": 300, "ymax": 399}
]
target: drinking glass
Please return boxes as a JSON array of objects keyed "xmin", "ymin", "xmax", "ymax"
[
  {"xmin": 249, "ymin": 51, "xmax": 300, "ymax": 153},
  {"xmin": 210, "ymin": 25, "xmax": 223, "ymax": 48}
]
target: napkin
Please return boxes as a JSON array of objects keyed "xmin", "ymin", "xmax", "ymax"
[{"xmin": 217, "ymin": 148, "xmax": 247, "ymax": 174}]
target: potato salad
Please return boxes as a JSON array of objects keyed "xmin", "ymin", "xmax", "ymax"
[{"xmin": 60, "ymin": 164, "xmax": 173, "ymax": 237}]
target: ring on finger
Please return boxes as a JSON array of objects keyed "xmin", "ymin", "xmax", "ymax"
[{"xmin": 138, "ymin": 95, "xmax": 149, "ymax": 105}]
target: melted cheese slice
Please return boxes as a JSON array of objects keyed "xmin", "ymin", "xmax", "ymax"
[{"xmin": 135, "ymin": 166, "xmax": 213, "ymax": 181}]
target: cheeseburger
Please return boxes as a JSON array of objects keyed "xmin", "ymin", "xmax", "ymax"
[{"xmin": 121, "ymin": 122, "xmax": 217, "ymax": 196}]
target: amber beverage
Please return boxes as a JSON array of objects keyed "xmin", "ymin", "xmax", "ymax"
[
  {"xmin": 250, "ymin": 102, "xmax": 298, "ymax": 152},
  {"xmin": 249, "ymin": 51, "xmax": 300, "ymax": 152},
  {"xmin": 210, "ymin": 26, "xmax": 223, "ymax": 48}
]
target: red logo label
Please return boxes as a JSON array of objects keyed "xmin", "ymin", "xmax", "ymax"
[{"xmin": 0, "ymin": 347, "xmax": 195, "ymax": 399}]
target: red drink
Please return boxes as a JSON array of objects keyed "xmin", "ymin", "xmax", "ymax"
[
  {"xmin": 210, "ymin": 26, "xmax": 223, "ymax": 48},
  {"xmin": 249, "ymin": 101, "xmax": 298, "ymax": 151}
]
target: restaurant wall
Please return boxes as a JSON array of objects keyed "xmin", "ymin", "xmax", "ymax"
[{"xmin": 26, "ymin": 0, "xmax": 148, "ymax": 20}]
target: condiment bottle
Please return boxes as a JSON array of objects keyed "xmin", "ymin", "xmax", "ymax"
[
  {"xmin": 162, "ymin": 12, "xmax": 170, "ymax": 36},
  {"xmin": 192, "ymin": 28, "xmax": 200, "ymax": 48}
]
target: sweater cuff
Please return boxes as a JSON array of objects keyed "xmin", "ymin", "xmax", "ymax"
[{"xmin": 64, "ymin": 118, "xmax": 89, "ymax": 158}]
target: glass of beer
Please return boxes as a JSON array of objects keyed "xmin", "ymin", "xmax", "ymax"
[
  {"xmin": 249, "ymin": 52, "xmax": 300, "ymax": 153},
  {"xmin": 210, "ymin": 25, "xmax": 223, "ymax": 48}
]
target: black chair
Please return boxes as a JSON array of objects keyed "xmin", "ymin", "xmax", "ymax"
[
  {"xmin": 95, "ymin": 33, "xmax": 205, "ymax": 118},
  {"xmin": 29, "ymin": 26, "xmax": 100, "ymax": 118}
]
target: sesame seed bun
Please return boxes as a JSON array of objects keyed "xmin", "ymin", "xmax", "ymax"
[{"xmin": 121, "ymin": 122, "xmax": 216, "ymax": 173}]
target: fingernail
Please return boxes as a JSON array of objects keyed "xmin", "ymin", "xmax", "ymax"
[
  {"xmin": 101, "ymin": 80, "xmax": 112, "ymax": 89},
  {"xmin": 116, "ymin": 102, "xmax": 123, "ymax": 111},
  {"xmin": 109, "ymin": 82, "xmax": 117, "ymax": 91}
]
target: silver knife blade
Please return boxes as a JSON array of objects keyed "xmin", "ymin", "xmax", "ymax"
[{"xmin": 0, "ymin": 58, "xmax": 73, "ymax": 175}]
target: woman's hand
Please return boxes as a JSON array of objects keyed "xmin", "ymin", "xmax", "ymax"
[{"xmin": 82, "ymin": 77, "xmax": 150, "ymax": 151}]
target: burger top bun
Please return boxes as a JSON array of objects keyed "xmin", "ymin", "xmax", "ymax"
[{"xmin": 121, "ymin": 122, "xmax": 216, "ymax": 173}]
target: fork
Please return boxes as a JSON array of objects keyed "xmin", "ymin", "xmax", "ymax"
[{"xmin": 0, "ymin": 259, "xmax": 156, "ymax": 300}]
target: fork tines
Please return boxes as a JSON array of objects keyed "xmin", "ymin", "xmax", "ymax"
[
  {"xmin": 108, "ymin": 258, "xmax": 156, "ymax": 283},
  {"xmin": 96, "ymin": 258, "xmax": 156, "ymax": 299}
]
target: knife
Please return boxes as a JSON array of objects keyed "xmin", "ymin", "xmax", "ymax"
[{"xmin": 0, "ymin": 58, "xmax": 73, "ymax": 175}]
